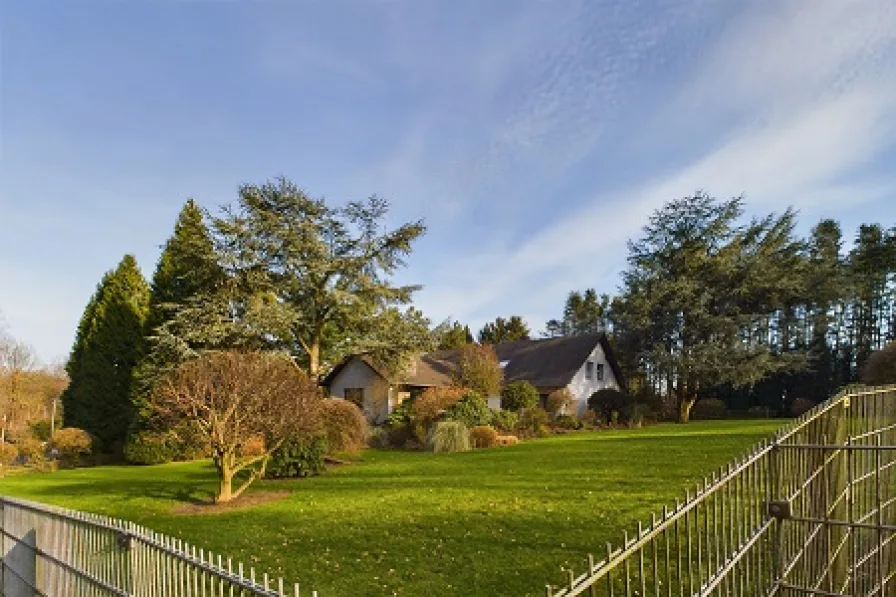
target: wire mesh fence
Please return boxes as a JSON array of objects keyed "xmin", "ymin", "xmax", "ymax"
[
  {"xmin": 545, "ymin": 384, "xmax": 896, "ymax": 597},
  {"xmin": 0, "ymin": 495, "xmax": 315, "ymax": 597}
]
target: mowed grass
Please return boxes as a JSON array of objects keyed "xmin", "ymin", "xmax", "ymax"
[{"xmin": 0, "ymin": 420, "xmax": 781, "ymax": 596}]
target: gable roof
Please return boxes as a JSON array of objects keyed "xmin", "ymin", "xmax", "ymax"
[{"xmin": 323, "ymin": 334, "xmax": 626, "ymax": 392}]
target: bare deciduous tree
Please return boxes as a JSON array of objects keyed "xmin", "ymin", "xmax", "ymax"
[
  {"xmin": 0, "ymin": 335, "xmax": 37, "ymax": 444},
  {"xmin": 154, "ymin": 350, "xmax": 321, "ymax": 503}
]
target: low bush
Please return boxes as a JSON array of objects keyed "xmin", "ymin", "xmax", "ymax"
[
  {"xmin": 860, "ymin": 341, "xmax": 896, "ymax": 385},
  {"xmin": 266, "ymin": 436, "xmax": 327, "ymax": 478},
  {"xmin": 490, "ymin": 409, "xmax": 519, "ymax": 433},
  {"xmin": 691, "ymin": 398, "xmax": 728, "ymax": 421},
  {"xmin": 553, "ymin": 414, "xmax": 582, "ymax": 430},
  {"xmin": 444, "ymin": 391, "xmax": 491, "ymax": 429},
  {"xmin": 588, "ymin": 389, "xmax": 631, "ymax": 423},
  {"xmin": 545, "ymin": 388, "xmax": 574, "ymax": 417},
  {"xmin": 410, "ymin": 387, "xmax": 466, "ymax": 443},
  {"xmin": 387, "ymin": 398, "xmax": 414, "ymax": 427},
  {"xmin": 50, "ymin": 428, "xmax": 93, "ymax": 468},
  {"xmin": 124, "ymin": 431, "xmax": 180, "ymax": 465},
  {"xmin": 469, "ymin": 425, "xmax": 499, "ymax": 449},
  {"xmin": 0, "ymin": 442, "xmax": 19, "ymax": 466},
  {"xmin": 426, "ymin": 421, "xmax": 471, "ymax": 453},
  {"xmin": 321, "ymin": 399, "xmax": 368, "ymax": 453},
  {"xmin": 746, "ymin": 405, "xmax": 773, "ymax": 419},
  {"xmin": 518, "ymin": 406, "xmax": 550, "ymax": 438},
  {"xmin": 579, "ymin": 408, "xmax": 600, "ymax": 428},
  {"xmin": 790, "ymin": 397, "xmax": 816, "ymax": 418},
  {"xmin": 387, "ymin": 424, "xmax": 415, "ymax": 449},
  {"xmin": 495, "ymin": 435, "xmax": 519, "ymax": 446},
  {"xmin": 367, "ymin": 427, "xmax": 390, "ymax": 449},
  {"xmin": 16, "ymin": 437, "xmax": 45, "ymax": 466},
  {"xmin": 501, "ymin": 381, "xmax": 539, "ymax": 412}
]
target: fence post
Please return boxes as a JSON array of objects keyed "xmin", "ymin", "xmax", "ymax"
[{"xmin": 825, "ymin": 396, "xmax": 850, "ymax": 592}]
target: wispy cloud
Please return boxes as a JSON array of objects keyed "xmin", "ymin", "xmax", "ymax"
[{"xmin": 410, "ymin": 0, "xmax": 896, "ymax": 333}]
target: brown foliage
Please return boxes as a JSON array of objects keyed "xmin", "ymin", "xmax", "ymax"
[
  {"xmin": 546, "ymin": 388, "xmax": 574, "ymax": 416},
  {"xmin": 470, "ymin": 425, "xmax": 498, "ymax": 449},
  {"xmin": 860, "ymin": 342, "xmax": 896, "ymax": 386},
  {"xmin": 453, "ymin": 344, "xmax": 503, "ymax": 398},
  {"xmin": 409, "ymin": 386, "xmax": 465, "ymax": 443},
  {"xmin": 51, "ymin": 427, "xmax": 93, "ymax": 468},
  {"xmin": 495, "ymin": 434, "xmax": 519, "ymax": 446},
  {"xmin": 16, "ymin": 437, "xmax": 45, "ymax": 465},
  {"xmin": 153, "ymin": 350, "xmax": 322, "ymax": 503},
  {"xmin": 0, "ymin": 442, "xmax": 18, "ymax": 466},
  {"xmin": 320, "ymin": 399, "xmax": 368, "ymax": 453}
]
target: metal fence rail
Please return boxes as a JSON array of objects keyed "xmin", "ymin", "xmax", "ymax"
[
  {"xmin": 0, "ymin": 495, "xmax": 315, "ymax": 597},
  {"xmin": 546, "ymin": 384, "xmax": 896, "ymax": 597}
]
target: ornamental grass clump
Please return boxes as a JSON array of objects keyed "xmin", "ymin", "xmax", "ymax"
[{"xmin": 426, "ymin": 421, "xmax": 471, "ymax": 453}]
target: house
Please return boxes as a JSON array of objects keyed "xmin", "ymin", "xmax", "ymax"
[{"xmin": 322, "ymin": 334, "xmax": 625, "ymax": 422}]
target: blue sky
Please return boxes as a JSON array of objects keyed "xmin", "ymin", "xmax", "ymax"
[{"xmin": 2, "ymin": 0, "xmax": 895, "ymax": 364}]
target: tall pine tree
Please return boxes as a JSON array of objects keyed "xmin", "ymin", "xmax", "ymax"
[
  {"xmin": 62, "ymin": 255, "xmax": 150, "ymax": 451},
  {"xmin": 131, "ymin": 200, "xmax": 224, "ymax": 423},
  {"xmin": 146, "ymin": 199, "xmax": 223, "ymax": 333}
]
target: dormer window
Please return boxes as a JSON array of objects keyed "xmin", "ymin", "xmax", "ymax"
[
  {"xmin": 597, "ymin": 363, "xmax": 604, "ymax": 381},
  {"xmin": 585, "ymin": 361, "xmax": 595, "ymax": 380}
]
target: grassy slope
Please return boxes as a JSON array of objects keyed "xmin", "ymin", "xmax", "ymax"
[{"xmin": 0, "ymin": 420, "xmax": 781, "ymax": 596}]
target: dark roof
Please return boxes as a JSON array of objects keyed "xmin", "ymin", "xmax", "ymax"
[{"xmin": 323, "ymin": 334, "xmax": 626, "ymax": 392}]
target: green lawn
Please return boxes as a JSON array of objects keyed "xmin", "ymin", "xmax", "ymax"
[{"xmin": 0, "ymin": 420, "xmax": 781, "ymax": 596}]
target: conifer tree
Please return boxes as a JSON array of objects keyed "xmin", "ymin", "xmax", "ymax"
[
  {"xmin": 146, "ymin": 199, "xmax": 223, "ymax": 333},
  {"xmin": 132, "ymin": 200, "xmax": 224, "ymax": 422},
  {"xmin": 61, "ymin": 255, "xmax": 150, "ymax": 451},
  {"xmin": 478, "ymin": 316, "xmax": 530, "ymax": 344}
]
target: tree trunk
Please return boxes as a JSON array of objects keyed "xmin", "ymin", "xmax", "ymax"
[
  {"xmin": 678, "ymin": 396, "xmax": 696, "ymax": 423},
  {"xmin": 216, "ymin": 467, "xmax": 234, "ymax": 503},
  {"xmin": 309, "ymin": 340, "xmax": 320, "ymax": 379}
]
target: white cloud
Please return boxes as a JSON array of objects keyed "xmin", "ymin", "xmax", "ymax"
[{"xmin": 412, "ymin": 0, "xmax": 896, "ymax": 333}]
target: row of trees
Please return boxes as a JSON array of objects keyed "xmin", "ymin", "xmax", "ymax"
[
  {"xmin": 544, "ymin": 193, "xmax": 896, "ymax": 420},
  {"xmin": 433, "ymin": 315, "xmax": 531, "ymax": 350},
  {"xmin": 63, "ymin": 179, "xmax": 435, "ymax": 453},
  {"xmin": 0, "ymin": 329, "xmax": 67, "ymax": 446}
]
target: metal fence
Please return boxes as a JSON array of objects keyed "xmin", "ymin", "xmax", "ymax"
[
  {"xmin": 546, "ymin": 384, "xmax": 896, "ymax": 597},
  {"xmin": 0, "ymin": 496, "xmax": 315, "ymax": 597}
]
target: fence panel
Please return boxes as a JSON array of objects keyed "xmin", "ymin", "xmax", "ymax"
[
  {"xmin": 545, "ymin": 385, "xmax": 896, "ymax": 597},
  {"xmin": 0, "ymin": 496, "xmax": 315, "ymax": 597}
]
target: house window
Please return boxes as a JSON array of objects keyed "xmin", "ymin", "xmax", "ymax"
[
  {"xmin": 344, "ymin": 388, "xmax": 364, "ymax": 409},
  {"xmin": 596, "ymin": 363, "xmax": 605, "ymax": 381},
  {"xmin": 585, "ymin": 361, "xmax": 595, "ymax": 380}
]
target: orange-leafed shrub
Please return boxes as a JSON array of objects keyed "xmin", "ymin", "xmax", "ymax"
[
  {"xmin": 546, "ymin": 388, "xmax": 574, "ymax": 417},
  {"xmin": 495, "ymin": 434, "xmax": 519, "ymax": 446},
  {"xmin": 410, "ymin": 387, "xmax": 466, "ymax": 443},
  {"xmin": 321, "ymin": 398, "xmax": 368, "ymax": 453},
  {"xmin": 470, "ymin": 425, "xmax": 499, "ymax": 449},
  {"xmin": 50, "ymin": 428, "xmax": 93, "ymax": 468}
]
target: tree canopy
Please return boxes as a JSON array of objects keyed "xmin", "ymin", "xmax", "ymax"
[
  {"xmin": 433, "ymin": 319, "xmax": 474, "ymax": 350},
  {"xmin": 161, "ymin": 178, "xmax": 430, "ymax": 378},
  {"xmin": 615, "ymin": 193, "xmax": 808, "ymax": 422},
  {"xmin": 478, "ymin": 316, "xmax": 530, "ymax": 344}
]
